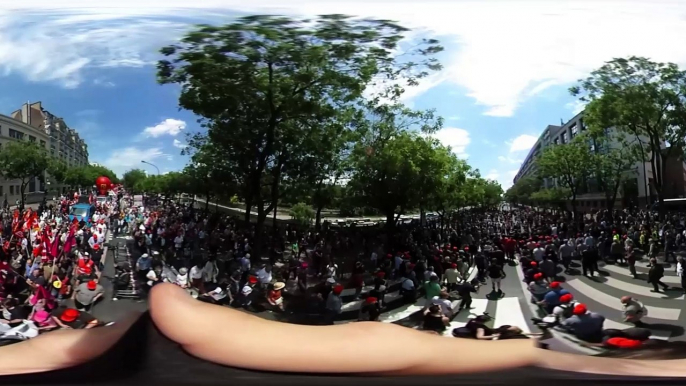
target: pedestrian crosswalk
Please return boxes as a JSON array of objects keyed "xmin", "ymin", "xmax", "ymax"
[
  {"xmin": 517, "ymin": 254, "xmax": 686, "ymax": 352},
  {"xmin": 328, "ymin": 265, "xmax": 534, "ymax": 336}
]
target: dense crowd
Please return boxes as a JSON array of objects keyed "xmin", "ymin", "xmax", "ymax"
[{"xmin": 0, "ymin": 192, "xmax": 116, "ymax": 343}]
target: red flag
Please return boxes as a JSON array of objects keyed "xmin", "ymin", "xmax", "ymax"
[{"xmin": 63, "ymin": 227, "xmax": 77, "ymax": 255}]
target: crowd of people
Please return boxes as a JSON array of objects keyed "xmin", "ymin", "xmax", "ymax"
[
  {"xmin": 0, "ymin": 191, "xmax": 117, "ymax": 342},
  {"xmin": 517, "ymin": 208, "xmax": 686, "ymax": 350},
  {"xmin": 11, "ymin": 188, "xmax": 684, "ymax": 355}
]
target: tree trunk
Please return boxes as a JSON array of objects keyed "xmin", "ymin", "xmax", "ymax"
[
  {"xmin": 315, "ymin": 205, "xmax": 323, "ymax": 231},
  {"xmin": 244, "ymin": 195, "xmax": 253, "ymax": 224},
  {"xmin": 204, "ymin": 192, "xmax": 211, "ymax": 212}
]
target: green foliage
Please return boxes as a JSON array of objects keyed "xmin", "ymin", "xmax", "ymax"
[
  {"xmin": 158, "ymin": 14, "xmax": 443, "ymax": 255},
  {"xmin": 123, "ymin": 169, "xmax": 147, "ymax": 193},
  {"xmin": 47, "ymin": 161, "xmax": 68, "ymax": 185},
  {"xmin": 536, "ymin": 135, "xmax": 594, "ymax": 213},
  {"xmin": 61, "ymin": 164, "xmax": 119, "ymax": 189},
  {"xmin": 570, "ymin": 56, "xmax": 686, "ymax": 214},
  {"xmin": 0, "ymin": 141, "xmax": 50, "ymax": 207},
  {"xmin": 504, "ymin": 176, "xmax": 543, "ymax": 205},
  {"xmin": 530, "ymin": 187, "xmax": 571, "ymax": 207},
  {"xmin": 289, "ymin": 202, "xmax": 315, "ymax": 228}
]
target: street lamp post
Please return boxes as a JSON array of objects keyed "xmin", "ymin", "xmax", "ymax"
[{"xmin": 141, "ymin": 160, "xmax": 160, "ymax": 175}]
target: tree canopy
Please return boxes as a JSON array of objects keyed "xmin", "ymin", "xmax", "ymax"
[
  {"xmin": 151, "ymin": 14, "xmax": 502, "ymax": 256},
  {"xmin": 570, "ymin": 56, "xmax": 686, "ymax": 216}
]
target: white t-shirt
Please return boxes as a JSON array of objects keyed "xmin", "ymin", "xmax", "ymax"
[
  {"xmin": 190, "ymin": 266, "xmax": 203, "ymax": 280},
  {"xmin": 431, "ymin": 296, "xmax": 453, "ymax": 316},
  {"xmin": 176, "ymin": 273, "xmax": 189, "ymax": 287}
]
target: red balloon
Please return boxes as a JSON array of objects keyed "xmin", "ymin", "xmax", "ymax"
[{"xmin": 95, "ymin": 176, "xmax": 112, "ymax": 196}]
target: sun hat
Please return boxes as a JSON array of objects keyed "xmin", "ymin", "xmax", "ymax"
[
  {"xmin": 53, "ymin": 280, "xmax": 62, "ymax": 289},
  {"xmin": 273, "ymin": 282, "xmax": 285, "ymax": 291}
]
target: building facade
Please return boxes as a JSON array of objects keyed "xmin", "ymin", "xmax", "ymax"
[
  {"xmin": 512, "ymin": 111, "xmax": 658, "ymax": 210},
  {"xmin": 9, "ymin": 102, "xmax": 90, "ymax": 200},
  {"xmin": 11, "ymin": 102, "xmax": 89, "ymax": 168},
  {"xmin": 0, "ymin": 113, "xmax": 50, "ymax": 203}
]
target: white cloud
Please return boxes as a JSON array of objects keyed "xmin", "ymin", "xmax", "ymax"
[
  {"xmin": 3, "ymin": 1, "xmax": 686, "ymax": 115},
  {"xmin": 429, "ymin": 127, "xmax": 470, "ymax": 156},
  {"xmin": 102, "ymin": 146, "xmax": 165, "ymax": 175},
  {"xmin": 566, "ymin": 99, "xmax": 587, "ymax": 115},
  {"xmin": 485, "ymin": 169, "xmax": 499, "ymax": 181},
  {"xmin": 508, "ymin": 134, "xmax": 538, "ymax": 153},
  {"xmin": 497, "ymin": 155, "xmax": 523, "ymax": 165},
  {"xmin": 142, "ymin": 118, "xmax": 186, "ymax": 138},
  {"xmin": 172, "ymin": 139, "xmax": 187, "ymax": 149}
]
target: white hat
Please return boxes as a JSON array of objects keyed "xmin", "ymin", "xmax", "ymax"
[
  {"xmin": 326, "ymin": 277, "xmax": 336, "ymax": 284},
  {"xmin": 241, "ymin": 286, "xmax": 253, "ymax": 295},
  {"xmin": 141, "ymin": 253, "xmax": 149, "ymax": 258}
]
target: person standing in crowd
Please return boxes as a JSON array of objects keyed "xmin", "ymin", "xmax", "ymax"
[{"xmin": 73, "ymin": 280, "xmax": 104, "ymax": 312}]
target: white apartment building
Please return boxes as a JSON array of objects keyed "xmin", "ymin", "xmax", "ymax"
[{"xmin": 8, "ymin": 102, "xmax": 90, "ymax": 202}]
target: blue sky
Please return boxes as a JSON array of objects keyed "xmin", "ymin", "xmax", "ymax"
[{"xmin": 1, "ymin": 0, "xmax": 685, "ymax": 188}]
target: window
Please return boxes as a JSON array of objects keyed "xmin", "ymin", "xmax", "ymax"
[
  {"xmin": 561, "ymin": 132, "xmax": 568, "ymax": 144},
  {"xmin": 9, "ymin": 186, "xmax": 13, "ymax": 195},
  {"xmin": 29, "ymin": 136, "xmax": 36, "ymax": 142},
  {"xmin": 9, "ymin": 129, "xmax": 24, "ymax": 140},
  {"xmin": 579, "ymin": 119, "xmax": 585, "ymax": 131},
  {"xmin": 40, "ymin": 140, "xmax": 46, "ymax": 148},
  {"xmin": 554, "ymin": 138, "xmax": 560, "ymax": 145},
  {"xmin": 570, "ymin": 123, "xmax": 578, "ymax": 137},
  {"xmin": 0, "ymin": 186, "xmax": 4, "ymax": 196}
]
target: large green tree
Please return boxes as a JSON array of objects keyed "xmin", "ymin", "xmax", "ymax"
[
  {"xmin": 504, "ymin": 175, "xmax": 543, "ymax": 205},
  {"xmin": 537, "ymin": 136, "xmax": 594, "ymax": 218},
  {"xmin": 123, "ymin": 169, "xmax": 147, "ymax": 193},
  {"xmin": 0, "ymin": 141, "xmax": 50, "ymax": 209},
  {"xmin": 427, "ymin": 155, "xmax": 471, "ymax": 229},
  {"xmin": 158, "ymin": 15, "xmax": 442, "ymax": 258},
  {"xmin": 582, "ymin": 127, "xmax": 639, "ymax": 212},
  {"xmin": 570, "ymin": 56, "xmax": 686, "ymax": 216}
]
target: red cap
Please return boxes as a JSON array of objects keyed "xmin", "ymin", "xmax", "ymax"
[
  {"xmin": 365, "ymin": 297, "xmax": 378, "ymax": 304},
  {"xmin": 464, "ymin": 247, "xmax": 469, "ymax": 251},
  {"xmin": 248, "ymin": 276, "xmax": 258, "ymax": 284},
  {"xmin": 550, "ymin": 281, "xmax": 561, "ymax": 289},
  {"xmin": 573, "ymin": 304, "xmax": 587, "ymax": 315},
  {"xmin": 87, "ymin": 280, "xmax": 97, "ymax": 290},
  {"xmin": 530, "ymin": 262, "xmax": 537, "ymax": 267},
  {"xmin": 560, "ymin": 294, "xmax": 574, "ymax": 303},
  {"xmin": 535, "ymin": 243, "xmax": 541, "ymax": 247},
  {"xmin": 451, "ymin": 263, "xmax": 457, "ymax": 268},
  {"xmin": 333, "ymin": 285, "xmax": 344, "ymax": 295},
  {"xmin": 533, "ymin": 273, "xmax": 543, "ymax": 280},
  {"xmin": 93, "ymin": 244, "xmax": 100, "ymax": 250},
  {"xmin": 606, "ymin": 337, "xmax": 643, "ymax": 349},
  {"xmin": 453, "ymin": 247, "xmax": 458, "ymax": 251},
  {"xmin": 60, "ymin": 308, "xmax": 80, "ymax": 323},
  {"xmin": 376, "ymin": 271, "xmax": 385, "ymax": 278}
]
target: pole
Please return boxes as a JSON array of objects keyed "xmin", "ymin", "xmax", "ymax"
[{"xmin": 141, "ymin": 161, "xmax": 160, "ymax": 175}]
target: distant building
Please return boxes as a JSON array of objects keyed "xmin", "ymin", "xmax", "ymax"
[
  {"xmin": 9, "ymin": 102, "xmax": 90, "ymax": 199},
  {"xmin": 0, "ymin": 113, "xmax": 51, "ymax": 202},
  {"xmin": 11, "ymin": 102, "xmax": 89, "ymax": 168},
  {"xmin": 512, "ymin": 111, "xmax": 663, "ymax": 210}
]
